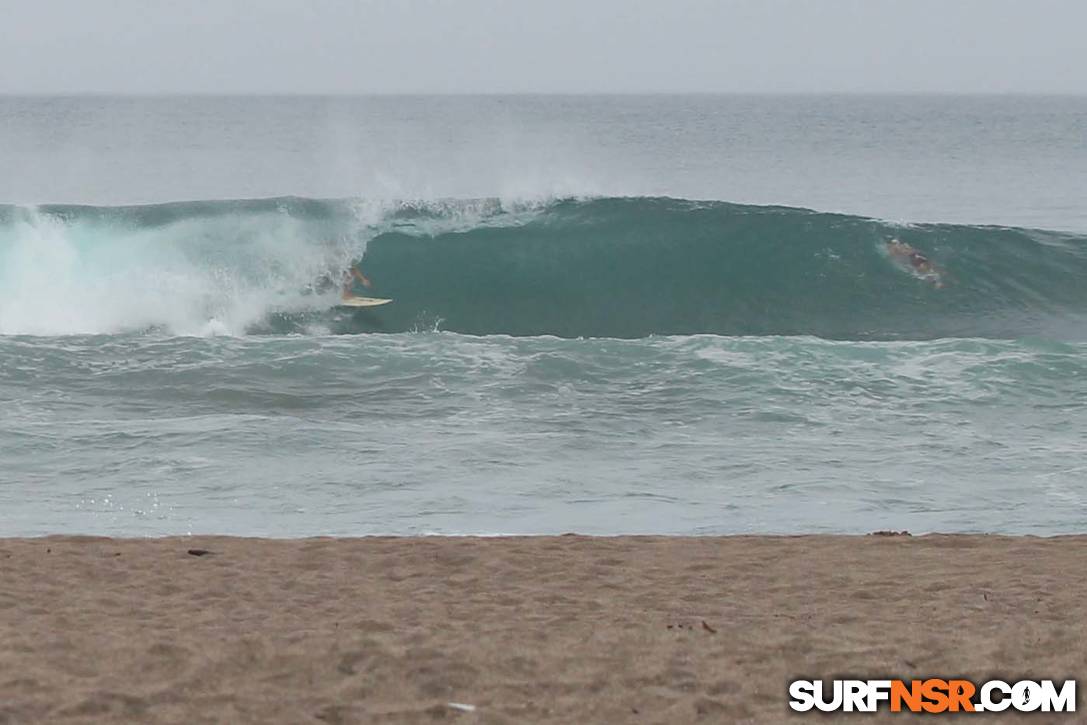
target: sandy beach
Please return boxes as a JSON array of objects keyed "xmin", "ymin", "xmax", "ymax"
[{"xmin": 1, "ymin": 534, "xmax": 1083, "ymax": 723}]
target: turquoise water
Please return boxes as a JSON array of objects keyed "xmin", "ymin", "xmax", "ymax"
[
  {"xmin": 2, "ymin": 95, "xmax": 1086, "ymax": 536},
  {"xmin": 5, "ymin": 196, "xmax": 1086, "ymax": 339}
]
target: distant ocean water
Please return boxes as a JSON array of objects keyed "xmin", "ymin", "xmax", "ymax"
[{"xmin": 2, "ymin": 95, "xmax": 1085, "ymax": 536}]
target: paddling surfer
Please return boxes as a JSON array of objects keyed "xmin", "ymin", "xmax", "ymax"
[{"xmin": 886, "ymin": 239, "xmax": 944, "ymax": 288}]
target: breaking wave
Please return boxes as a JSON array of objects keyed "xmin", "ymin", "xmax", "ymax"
[{"xmin": 2, "ymin": 196, "xmax": 1085, "ymax": 339}]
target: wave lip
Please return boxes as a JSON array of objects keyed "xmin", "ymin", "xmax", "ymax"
[{"xmin": 1, "ymin": 196, "xmax": 1085, "ymax": 339}]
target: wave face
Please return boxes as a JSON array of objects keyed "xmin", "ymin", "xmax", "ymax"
[{"xmin": 2, "ymin": 196, "xmax": 1086, "ymax": 338}]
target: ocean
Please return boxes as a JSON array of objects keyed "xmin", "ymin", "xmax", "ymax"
[{"xmin": 2, "ymin": 94, "xmax": 1085, "ymax": 536}]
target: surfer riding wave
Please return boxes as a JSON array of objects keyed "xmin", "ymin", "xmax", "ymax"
[
  {"xmin": 341, "ymin": 264, "xmax": 372, "ymax": 300},
  {"xmin": 303, "ymin": 263, "xmax": 377, "ymax": 302}
]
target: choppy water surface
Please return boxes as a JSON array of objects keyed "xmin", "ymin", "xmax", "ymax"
[{"xmin": 2, "ymin": 334, "xmax": 1085, "ymax": 536}]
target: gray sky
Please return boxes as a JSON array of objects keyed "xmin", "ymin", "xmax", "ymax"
[{"xmin": 3, "ymin": 0, "xmax": 1085, "ymax": 94}]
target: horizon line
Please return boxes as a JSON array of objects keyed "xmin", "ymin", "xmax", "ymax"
[{"xmin": 2, "ymin": 90, "xmax": 1086, "ymax": 98}]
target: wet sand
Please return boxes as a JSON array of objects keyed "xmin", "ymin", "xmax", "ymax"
[{"xmin": 1, "ymin": 534, "xmax": 1083, "ymax": 723}]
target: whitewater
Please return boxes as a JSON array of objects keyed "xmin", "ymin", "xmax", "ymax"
[
  {"xmin": 2, "ymin": 94, "xmax": 1086, "ymax": 536},
  {"xmin": 3, "ymin": 196, "xmax": 1087, "ymax": 339}
]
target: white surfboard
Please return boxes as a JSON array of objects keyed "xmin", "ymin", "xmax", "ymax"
[{"xmin": 337, "ymin": 296, "xmax": 393, "ymax": 308}]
